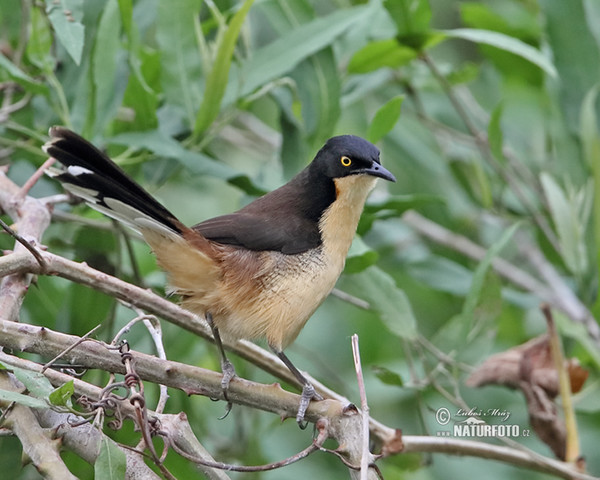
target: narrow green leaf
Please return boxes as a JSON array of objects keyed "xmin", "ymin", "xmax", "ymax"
[
  {"xmin": 48, "ymin": 380, "xmax": 74, "ymax": 407},
  {"xmin": 261, "ymin": 0, "xmax": 341, "ymax": 144},
  {"xmin": 0, "ymin": 389, "xmax": 48, "ymax": 409},
  {"xmin": 117, "ymin": 60, "xmax": 158, "ymax": 132},
  {"xmin": 345, "ymin": 237, "xmax": 379, "ymax": 274},
  {"xmin": 540, "ymin": 173, "xmax": 589, "ymax": 275},
  {"xmin": 368, "ymin": 95, "xmax": 404, "ymax": 143},
  {"xmin": 116, "ymin": 0, "xmax": 133, "ymax": 40},
  {"xmin": 579, "ymin": 84, "xmax": 600, "ymax": 295},
  {"xmin": 432, "ymin": 224, "xmax": 518, "ymax": 354},
  {"xmin": 156, "ymin": 0, "xmax": 203, "ymax": 126},
  {"xmin": 44, "ymin": 0, "xmax": 85, "ymax": 65},
  {"xmin": 0, "ymin": 54, "xmax": 49, "ymax": 94},
  {"xmin": 226, "ymin": 5, "xmax": 368, "ymax": 104},
  {"xmin": 26, "ymin": 6, "xmax": 55, "ymax": 72},
  {"xmin": 90, "ymin": 0, "xmax": 121, "ymax": 133},
  {"xmin": 348, "ymin": 39, "xmax": 417, "ymax": 74},
  {"xmin": 488, "ymin": 103, "xmax": 504, "ymax": 162},
  {"xmin": 341, "ymin": 266, "xmax": 418, "ymax": 339},
  {"xmin": 0, "ymin": 362, "xmax": 54, "ymax": 399},
  {"xmin": 373, "ymin": 365, "xmax": 404, "ymax": 387},
  {"xmin": 442, "ymin": 28, "xmax": 557, "ymax": 77},
  {"xmin": 462, "ymin": 222, "xmax": 520, "ymax": 320},
  {"xmin": 194, "ymin": 0, "xmax": 255, "ymax": 135},
  {"xmin": 95, "ymin": 435, "xmax": 127, "ymax": 480},
  {"xmin": 359, "ymin": 194, "xmax": 444, "ymax": 234},
  {"xmin": 110, "ymin": 131, "xmax": 266, "ymax": 195},
  {"xmin": 384, "ymin": 0, "xmax": 432, "ymax": 35},
  {"xmin": 554, "ymin": 310, "xmax": 600, "ymax": 370}
]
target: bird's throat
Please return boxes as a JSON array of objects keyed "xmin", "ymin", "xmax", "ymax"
[{"xmin": 319, "ymin": 175, "xmax": 377, "ymax": 266}]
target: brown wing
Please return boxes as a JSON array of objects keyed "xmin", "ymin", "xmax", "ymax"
[{"xmin": 192, "ymin": 212, "xmax": 321, "ymax": 254}]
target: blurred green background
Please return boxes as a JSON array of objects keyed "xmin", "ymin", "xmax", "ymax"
[{"xmin": 1, "ymin": 0, "xmax": 600, "ymax": 478}]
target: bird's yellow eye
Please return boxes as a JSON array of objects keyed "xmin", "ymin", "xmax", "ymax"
[{"xmin": 340, "ymin": 156, "xmax": 352, "ymax": 167}]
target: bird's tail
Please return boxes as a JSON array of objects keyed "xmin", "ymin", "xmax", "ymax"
[{"xmin": 44, "ymin": 127, "xmax": 183, "ymax": 238}]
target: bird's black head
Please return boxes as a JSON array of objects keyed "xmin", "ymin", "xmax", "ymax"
[{"xmin": 311, "ymin": 135, "xmax": 396, "ymax": 182}]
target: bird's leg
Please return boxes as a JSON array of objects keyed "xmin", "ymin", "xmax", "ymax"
[
  {"xmin": 206, "ymin": 312, "xmax": 235, "ymax": 419},
  {"xmin": 272, "ymin": 348, "xmax": 323, "ymax": 429}
]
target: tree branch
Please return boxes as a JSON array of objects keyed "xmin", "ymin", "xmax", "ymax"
[
  {"xmin": 401, "ymin": 436, "xmax": 596, "ymax": 480},
  {"xmin": 0, "ymin": 371, "xmax": 77, "ymax": 480}
]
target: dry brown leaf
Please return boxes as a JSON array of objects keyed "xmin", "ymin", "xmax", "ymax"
[{"xmin": 466, "ymin": 334, "xmax": 588, "ymax": 460}]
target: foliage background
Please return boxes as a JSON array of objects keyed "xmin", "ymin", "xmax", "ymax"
[{"xmin": 1, "ymin": 0, "xmax": 600, "ymax": 478}]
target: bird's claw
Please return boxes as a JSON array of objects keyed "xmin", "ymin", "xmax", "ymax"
[
  {"xmin": 296, "ymin": 383, "xmax": 323, "ymax": 429},
  {"xmin": 217, "ymin": 359, "xmax": 236, "ymax": 420}
]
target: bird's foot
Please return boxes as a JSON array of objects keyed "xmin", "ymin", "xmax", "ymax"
[
  {"xmin": 217, "ymin": 359, "xmax": 236, "ymax": 420},
  {"xmin": 296, "ymin": 382, "xmax": 323, "ymax": 429}
]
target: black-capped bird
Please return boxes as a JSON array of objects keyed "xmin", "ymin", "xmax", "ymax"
[{"xmin": 44, "ymin": 128, "xmax": 395, "ymax": 426}]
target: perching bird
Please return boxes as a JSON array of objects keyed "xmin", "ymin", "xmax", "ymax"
[{"xmin": 44, "ymin": 127, "xmax": 396, "ymax": 426}]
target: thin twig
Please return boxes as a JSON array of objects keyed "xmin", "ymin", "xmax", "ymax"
[
  {"xmin": 351, "ymin": 334, "xmax": 371, "ymax": 480},
  {"xmin": 0, "ymin": 217, "xmax": 47, "ymax": 270},
  {"xmin": 17, "ymin": 157, "xmax": 55, "ymax": 200},
  {"xmin": 332, "ymin": 288, "xmax": 371, "ymax": 309},
  {"xmin": 41, "ymin": 324, "xmax": 103, "ymax": 373},
  {"xmin": 542, "ymin": 304, "xmax": 581, "ymax": 465},
  {"xmin": 164, "ymin": 419, "xmax": 327, "ymax": 473}
]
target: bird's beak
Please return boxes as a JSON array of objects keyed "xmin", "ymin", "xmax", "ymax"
[{"xmin": 359, "ymin": 163, "xmax": 396, "ymax": 182}]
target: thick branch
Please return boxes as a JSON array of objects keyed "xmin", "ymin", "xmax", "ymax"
[
  {"xmin": 0, "ymin": 169, "xmax": 50, "ymax": 321},
  {"xmin": 0, "ymin": 316, "xmax": 346, "ymax": 425},
  {"xmin": 402, "ymin": 436, "xmax": 595, "ymax": 480},
  {"xmin": 0, "ymin": 371, "xmax": 77, "ymax": 480}
]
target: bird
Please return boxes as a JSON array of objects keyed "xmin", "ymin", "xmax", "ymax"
[{"xmin": 43, "ymin": 127, "xmax": 396, "ymax": 427}]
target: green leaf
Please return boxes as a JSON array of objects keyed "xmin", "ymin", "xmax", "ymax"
[
  {"xmin": 373, "ymin": 365, "xmax": 404, "ymax": 387},
  {"xmin": 110, "ymin": 130, "xmax": 266, "ymax": 195},
  {"xmin": 580, "ymin": 84, "xmax": 600, "ymax": 287},
  {"xmin": 488, "ymin": 103, "xmax": 504, "ymax": 162},
  {"xmin": 348, "ymin": 39, "xmax": 417, "ymax": 74},
  {"xmin": 90, "ymin": 0, "xmax": 122, "ymax": 133},
  {"xmin": 260, "ymin": 0, "xmax": 341, "ymax": 144},
  {"xmin": 540, "ymin": 173, "xmax": 590, "ymax": 276},
  {"xmin": 554, "ymin": 310, "xmax": 600, "ymax": 370},
  {"xmin": 156, "ymin": 0, "xmax": 203, "ymax": 126},
  {"xmin": 95, "ymin": 435, "xmax": 127, "ymax": 480},
  {"xmin": 442, "ymin": 28, "xmax": 557, "ymax": 77},
  {"xmin": 359, "ymin": 194, "xmax": 444, "ymax": 234},
  {"xmin": 368, "ymin": 95, "xmax": 404, "ymax": 143},
  {"xmin": 44, "ymin": 0, "xmax": 85, "ymax": 65},
  {"xmin": 434, "ymin": 224, "xmax": 518, "ymax": 355},
  {"xmin": 117, "ymin": 55, "xmax": 159, "ymax": 132},
  {"xmin": 341, "ymin": 266, "xmax": 417, "ymax": 340},
  {"xmin": 345, "ymin": 237, "xmax": 379, "ymax": 274},
  {"xmin": 48, "ymin": 380, "xmax": 74, "ymax": 407},
  {"xmin": 194, "ymin": 0, "xmax": 255, "ymax": 135},
  {"xmin": 0, "ymin": 389, "xmax": 48, "ymax": 409},
  {"xmin": 0, "ymin": 54, "xmax": 49, "ymax": 95},
  {"xmin": 116, "ymin": 0, "xmax": 133, "ymax": 40},
  {"xmin": 462, "ymin": 222, "xmax": 519, "ymax": 321},
  {"xmin": 0, "ymin": 362, "xmax": 54, "ymax": 399},
  {"xmin": 541, "ymin": 0, "xmax": 600, "ymax": 127},
  {"xmin": 383, "ymin": 0, "xmax": 436, "ymax": 50},
  {"xmin": 26, "ymin": 6, "xmax": 55, "ymax": 72},
  {"xmin": 383, "ymin": 0, "xmax": 432, "ymax": 35},
  {"xmin": 226, "ymin": 5, "xmax": 368, "ymax": 104}
]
